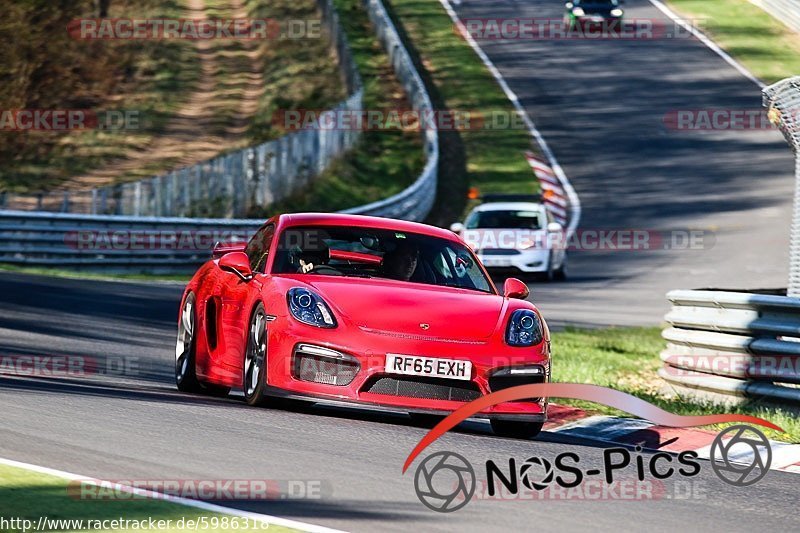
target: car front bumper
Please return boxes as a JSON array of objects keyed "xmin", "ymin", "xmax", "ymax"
[
  {"xmin": 478, "ymin": 249, "xmax": 551, "ymax": 273},
  {"xmin": 261, "ymin": 320, "xmax": 550, "ymax": 420}
]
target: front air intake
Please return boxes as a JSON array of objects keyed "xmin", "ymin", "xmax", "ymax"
[
  {"xmin": 292, "ymin": 344, "xmax": 359, "ymax": 386},
  {"xmin": 362, "ymin": 376, "xmax": 481, "ymax": 402}
]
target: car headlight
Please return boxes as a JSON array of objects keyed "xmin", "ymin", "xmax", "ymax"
[
  {"xmin": 611, "ymin": 8, "xmax": 623, "ymax": 16},
  {"xmin": 506, "ymin": 309, "xmax": 543, "ymax": 347},
  {"xmin": 572, "ymin": 7, "xmax": 585, "ymax": 16},
  {"xmin": 287, "ymin": 288, "xmax": 337, "ymax": 328}
]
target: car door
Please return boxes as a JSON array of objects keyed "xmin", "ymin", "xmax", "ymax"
[{"xmin": 215, "ymin": 223, "xmax": 275, "ymax": 373}]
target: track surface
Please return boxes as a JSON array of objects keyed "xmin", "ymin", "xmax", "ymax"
[
  {"xmin": 461, "ymin": 0, "xmax": 796, "ymax": 326},
  {"xmin": 0, "ymin": 272, "xmax": 798, "ymax": 532},
  {"xmin": 2, "ymin": 0, "xmax": 799, "ymax": 531}
]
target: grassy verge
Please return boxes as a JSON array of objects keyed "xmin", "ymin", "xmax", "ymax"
[
  {"xmin": 385, "ymin": 0, "xmax": 538, "ymax": 203},
  {"xmin": 2, "ymin": 0, "xmax": 344, "ymax": 193},
  {"xmin": 0, "ymin": 264, "xmax": 190, "ymax": 283},
  {"xmin": 0, "ymin": 463, "xmax": 299, "ymax": 533},
  {"xmin": 666, "ymin": 0, "xmax": 800, "ymax": 83},
  {"xmin": 251, "ymin": 0, "xmax": 425, "ymax": 216},
  {"xmin": 1, "ymin": 0, "xmax": 200, "ymax": 191},
  {"xmin": 551, "ymin": 327, "xmax": 800, "ymax": 443}
]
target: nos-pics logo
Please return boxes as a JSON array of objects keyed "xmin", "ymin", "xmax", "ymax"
[{"xmin": 413, "ymin": 425, "xmax": 772, "ymax": 512}]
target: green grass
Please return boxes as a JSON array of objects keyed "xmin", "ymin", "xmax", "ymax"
[
  {"xmin": 248, "ymin": 0, "xmax": 424, "ymax": 216},
  {"xmin": 666, "ymin": 0, "xmax": 800, "ymax": 84},
  {"xmin": 551, "ymin": 327, "xmax": 800, "ymax": 443},
  {"xmin": 1, "ymin": 0, "xmax": 201, "ymax": 192},
  {"xmin": 0, "ymin": 264, "xmax": 190, "ymax": 283},
  {"xmin": 0, "ymin": 464, "xmax": 299, "ymax": 533},
  {"xmin": 2, "ymin": 0, "xmax": 345, "ymax": 193},
  {"xmin": 384, "ymin": 0, "xmax": 539, "ymax": 199}
]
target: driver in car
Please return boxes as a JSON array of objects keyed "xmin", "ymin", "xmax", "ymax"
[
  {"xmin": 295, "ymin": 244, "xmax": 330, "ymax": 273},
  {"xmin": 383, "ymin": 240, "xmax": 420, "ymax": 281}
]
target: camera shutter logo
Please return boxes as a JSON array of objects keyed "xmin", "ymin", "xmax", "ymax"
[
  {"xmin": 414, "ymin": 451, "xmax": 475, "ymax": 512},
  {"xmin": 519, "ymin": 456, "xmax": 554, "ymax": 491},
  {"xmin": 710, "ymin": 425, "xmax": 772, "ymax": 487}
]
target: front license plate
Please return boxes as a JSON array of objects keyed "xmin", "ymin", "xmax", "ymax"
[
  {"xmin": 385, "ymin": 354, "xmax": 472, "ymax": 381},
  {"xmin": 482, "ymin": 258, "xmax": 511, "ymax": 267}
]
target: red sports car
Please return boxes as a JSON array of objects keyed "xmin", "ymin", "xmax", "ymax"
[{"xmin": 175, "ymin": 213, "xmax": 551, "ymax": 438}]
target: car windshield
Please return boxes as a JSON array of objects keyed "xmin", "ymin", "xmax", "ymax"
[
  {"xmin": 271, "ymin": 225, "xmax": 493, "ymax": 293},
  {"xmin": 465, "ymin": 210, "xmax": 544, "ymax": 230}
]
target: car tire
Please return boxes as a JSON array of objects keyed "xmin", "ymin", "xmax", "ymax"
[
  {"xmin": 490, "ymin": 419, "xmax": 544, "ymax": 439},
  {"xmin": 175, "ymin": 292, "xmax": 202, "ymax": 392},
  {"xmin": 535, "ymin": 252, "xmax": 555, "ymax": 282},
  {"xmin": 243, "ymin": 303, "xmax": 270, "ymax": 407},
  {"xmin": 553, "ymin": 254, "xmax": 567, "ymax": 281}
]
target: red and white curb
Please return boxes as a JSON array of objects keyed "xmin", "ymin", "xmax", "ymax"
[
  {"xmin": 544, "ymin": 406, "xmax": 800, "ymax": 474},
  {"xmin": 525, "ymin": 152, "xmax": 569, "ymax": 228}
]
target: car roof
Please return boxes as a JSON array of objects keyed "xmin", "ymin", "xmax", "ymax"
[
  {"xmin": 473, "ymin": 202, "xmax": 545, "ymax": 212},
  {"xmin": 277, "ymin": 213, "xmax": 460, "ymax": 242}
]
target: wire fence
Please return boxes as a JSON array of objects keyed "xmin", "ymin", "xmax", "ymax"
[
  {"xmin": 0, "ymin": 0, "xmax": 364, "ymax": 219},
  {"xmin": 763, "ymin": 76, "xmax": 800, "ymax": 296},
  {"xmin": 749, "ymin": 0, "xmax": 800, "ymax": 33}
]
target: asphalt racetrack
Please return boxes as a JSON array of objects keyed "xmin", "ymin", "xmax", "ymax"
[{"xmin": 1, "ymin": 0, "xmax": 798, "ymax": 531}]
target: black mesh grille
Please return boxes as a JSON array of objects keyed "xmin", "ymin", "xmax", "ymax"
[
  {"xmin": 363, "ymin": 376, "xmax": 481, "ymax": 402},
  {"xmin": 293, "ymin": 351, "xmax": 358, "ymax": 386}
]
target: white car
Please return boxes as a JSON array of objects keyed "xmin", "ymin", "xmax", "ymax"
[{"xmin": 450, "ymin": 199, "xmax": 567, "ymax": 281}]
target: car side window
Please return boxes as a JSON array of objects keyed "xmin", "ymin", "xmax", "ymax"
[{"xmin": 245, "ymin": 224, "xmax": 275, "ymax": 273}]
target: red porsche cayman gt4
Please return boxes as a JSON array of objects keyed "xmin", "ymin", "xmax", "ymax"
[{"xmin": 176, "ymin": 213, "xmax": 551, "ymax": 438}]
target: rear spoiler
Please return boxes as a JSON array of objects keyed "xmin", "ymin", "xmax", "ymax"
[{"xmin": 212, "ymin": 241, "xmax": 246, "ymax": 259}]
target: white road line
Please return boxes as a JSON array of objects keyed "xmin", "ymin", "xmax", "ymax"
[
  {"xmin": 647, "ymin": 0, "xmax": 765, "ymax": 88},
  {"xmin": 0, "ymin": 457, "xmax": 348, "ymax": 533},
  {"xmin": 437, "ymin": 0, "xmax": 582, "ymax": 238}
]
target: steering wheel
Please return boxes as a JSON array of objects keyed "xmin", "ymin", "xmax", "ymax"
[{"xmin": 309, "ymin": 265, "xmax": 342, "ymax": 275}]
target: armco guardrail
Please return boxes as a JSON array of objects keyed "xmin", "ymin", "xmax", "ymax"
[
  {"xmin": 0, "ymin": 0, "xmax": 439, "ymax": 270},
  {"xmin": 749, "ymin": 0, "xmax": 800, "ymax": 33},
  {"xmin": 1, "ymin": 0, "xmax": 364, "ymax": 218},
  {"xmin": 0, "ymin": 0, "xmax": 437, "ymax": 223},
  {"xmin": 342, "ymin": 0, "xmax": 438, "ymax": 221},
  {"xmin": 660, "ymin": 289, "xmax": 800, "ymax": 404},
  {"xmin": 0, "ymin": 0, "xmax": 439, "ymax": 220},
  {"xmin": 0, "ymin": 210, "xmax": 261, "ymax": 272}
]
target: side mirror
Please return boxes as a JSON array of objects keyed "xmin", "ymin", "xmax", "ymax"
[
  {"xmin": 503, "ymin": 278, "xmax": 530, "ymax": 300},
  {"xmin": 547, "ymin": 222, "xmax": 563, "ymax": 233},
  {"xmin": 219, "ymin": 251, "xmax": 253, "ymax": 282},
  {"xmin": 565, "ymin": 2, "xmax": 574, "ymax": 8},
  {"xmin": 450, "ymin": 222, "xmax": 465, "ymax": 234}
]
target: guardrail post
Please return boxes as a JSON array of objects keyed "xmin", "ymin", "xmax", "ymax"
[{"xmin": 763, "ymin": 76, "xmax": 800, "ymax": 296}]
